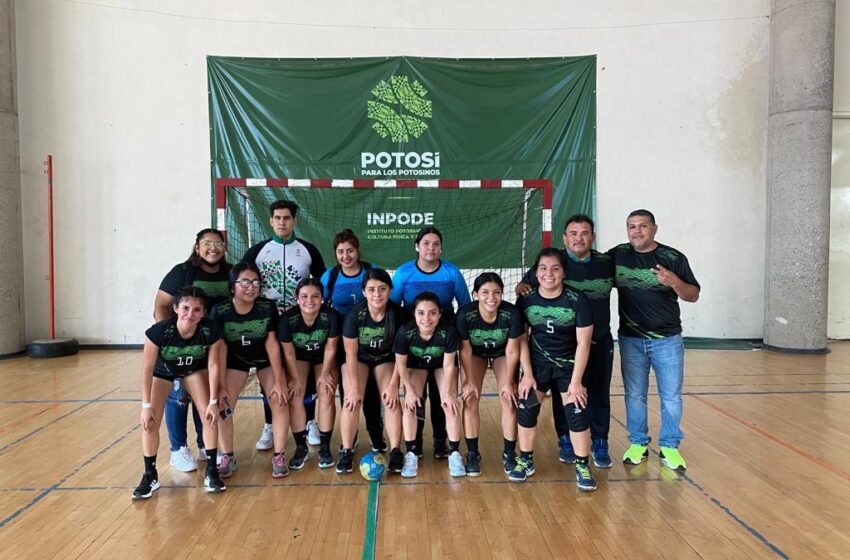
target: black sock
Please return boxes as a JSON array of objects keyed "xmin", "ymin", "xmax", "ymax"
[
  {"xmin": 520, "ymin": 450, "xmax": 533, "ymax": 461},
  {"xmin": 465, "ymin": 437, "xmax": 479, "ymax": 455},
  {"xmin": 205, "ymin": 448, "xmax": 218, "ymax": 469},
  {"xmin": 576, "ymin": 455, "xmax": 589, "ymax": 465},
  {"xmin": 225, "ymin": 451, "xmax": 234, "ymax": 458},
  {"xmin": 294, "ymin": 430, "xmax": 308, "ymax": 449},
  {"xmin": 274, "ymin": 451, "xmax": 284, "ymax": 458},
  {"xmin": 320, "ymin": 430, "xmax": 333, "ymax": 449},
  {"xmin": 449, "ymin": 440, "xmax": 460, "ymax": 453},
  {"xmin": 405, "ymin": 440, "xmax": 417, "ymax": 454},
  {"xmin": 503, "ymin": 439, "xmax": 516, "ymax": 455},
  {"xmin": 143, "ymin": 455, "xmax": 157, "ymax": 474}
]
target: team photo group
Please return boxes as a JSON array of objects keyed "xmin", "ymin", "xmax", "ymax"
[{"xmin": 134, "ymin": 198, "xmax": 700, "ymax": 501}]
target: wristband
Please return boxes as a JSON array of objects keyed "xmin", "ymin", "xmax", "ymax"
[
  {"xmin": 141, "ymin": 402, "xmax": 152, "ymax": 409},
  {"xmin": 209, "ymin": 398, "xmax": 218, "ymax": 405}
]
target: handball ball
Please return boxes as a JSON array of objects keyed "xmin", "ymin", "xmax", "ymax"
[{"xmin": 359, "ymin": 451, "xmax": 386, "ymax": 481}]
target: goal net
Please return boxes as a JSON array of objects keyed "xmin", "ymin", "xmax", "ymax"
[{"xmin": 215, "ymin": 178, "xmax": 553, "ymax": 304}]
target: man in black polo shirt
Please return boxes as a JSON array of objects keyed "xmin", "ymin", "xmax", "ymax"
[
  {"xmin": 516, "ymin": 214, "xmax": 615, "ymax": 468},
  {"xmin": 608, "ymin": 209, "xmax": 700, "ymax": 471}
]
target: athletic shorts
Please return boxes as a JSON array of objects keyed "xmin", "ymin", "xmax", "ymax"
[
  {"xmin": 531, "ymin": 363, "xmax": 573, "ymax": 394},
  {"xmin": 227, "ymin": 356, "xmax": 270, "ymax": 372},
  {"xmin": 153, "ymin": 366, "xmax": 204, "ymax": 383}
]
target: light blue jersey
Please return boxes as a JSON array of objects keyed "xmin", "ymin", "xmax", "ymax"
[
  {"xmin": 390, "ymin": 260, "xmax": 471, "ymax": 319},
  {"xmin": 320, "ymin": 263, "xmax": 376, "ymax": 316}
]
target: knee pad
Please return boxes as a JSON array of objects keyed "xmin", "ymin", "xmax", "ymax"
[
  {"xmin": 517, "ymin": 394, "xmax": 541, "ymax": 428},
  {"xmin": 565, "ymin": 402, "xmax": 589, "ymax": 432}
]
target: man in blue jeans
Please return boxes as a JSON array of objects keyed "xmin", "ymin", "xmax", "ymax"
[{"xmin": 608, "ymin": 209, "xmax": 700, "ymax": 471}]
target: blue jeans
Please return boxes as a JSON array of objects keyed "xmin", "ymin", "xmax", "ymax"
[
  {"xmin": 165, "ymin": 379, "xmax": 204, "ymax": 451},
  {"xmin": 619, "ymin": 334, "xmax": 684, "ymax": 448}
]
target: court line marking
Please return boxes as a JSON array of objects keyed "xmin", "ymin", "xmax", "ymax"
[
  {"xmin": 1, "ymin": 388, "xmax": 849, "ymax": 405},
  {"xmin": 610, "ymin": 415, "xmax": 789, "ymax": 559},
  {"xmin": 691, "ymin": 394, "xmax": 850, "ymax": 483},
  {"xmin": 2, "ymin": 477, "xmax": 664, "ymax": 493},
  {"xmin": 362, "ymin": 481, "xmax": 380, "ymax": 560},
  {"xmin": 0, "ymin": 423, "xmax": 138, "ymax": 529},
  {"xmin": 0, "ymin": 389, "xmax": 118, "ymax": 455}
]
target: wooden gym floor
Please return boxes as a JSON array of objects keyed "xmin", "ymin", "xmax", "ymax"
[{"xmin": 0, "ymin": 343, "xmax": 848, "ymax": 559}]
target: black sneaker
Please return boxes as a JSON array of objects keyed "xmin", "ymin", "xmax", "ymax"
[
  {"xmin": 204, "ymin": 468, "xmax": 226, "ymax": 493},
  {"xmin": 370, "ymin": 434, "xmax": 388, "ymax": 453},
  {"xmin": 289, "ymin": 445, "xmax": 310, "ymax": 470},
  {"xmin": 502, "ymin": 452, "xmax": 517, "ymax": 475},
  {"xmin": 131, "ymin": 471, "xmax": 160, "ymax": 500},
  {"xmin": 318, "ymin": 446, "xmax": 335, "ymax": 469},
  {"xmin": 433, "ymin": 439, "xmax": 450, "ymax": 460},
  {"xmin": 465, "ymin": 452, "xmax": 482, "ymax": 477},
  {"xmin": 336, "ymin": 449, "xmax": 354, "ymax": 474},
  {"xmin": 387, "ymin": 448, "xmax": 404, "ymax": 473}
]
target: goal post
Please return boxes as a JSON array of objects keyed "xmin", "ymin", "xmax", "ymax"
[{"xmin": 215, "ymin": 178, "xmax": 552, "ymax": 300}]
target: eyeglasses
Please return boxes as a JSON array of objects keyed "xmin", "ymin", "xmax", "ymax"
[
  {"xmin": 236, "ymin": 279, "xmax": 262, "ymax": 288},
  {"xmin": 200, "ymin": 241, "xmax": 225, "ymax": 248}
]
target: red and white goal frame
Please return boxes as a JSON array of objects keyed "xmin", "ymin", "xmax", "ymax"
[{"xmin": 214, "ymin": 178, "xmax": 553, "ymax": 247}]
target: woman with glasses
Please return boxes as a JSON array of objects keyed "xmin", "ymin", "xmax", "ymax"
[
  {"xmin": 210, "ymin": 262, "xmax": 291, "ymax": 478},
  {"xmin": 153, "ymin": 228, "xmax": 231, "ymax": 473}
]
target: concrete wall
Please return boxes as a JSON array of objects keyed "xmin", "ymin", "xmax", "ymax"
[
  {"xmin": 828, "ymin": 0, "xmax": 850, "ymax": 338},
  {"xmin": 15, "ymin": 1, "xmax": 771, "ymax": 343}
]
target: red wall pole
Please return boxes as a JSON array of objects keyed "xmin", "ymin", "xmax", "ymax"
[{"xmin": 46, "ymin": 155, "xmax": 55, "ymax": 340}]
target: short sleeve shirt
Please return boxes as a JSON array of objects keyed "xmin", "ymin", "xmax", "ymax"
[
  {"xmin": 342, "ymin": 301, "xmax": 406, "ymax": 365},
  {"xmin": 209, "ymin": 297, "xmax": 279, "ymax": 368},
  {"xmin": 145, "ymin": 316, "xmax": 221, "ymax": 377},
  {"xmin": 278, "ymin": 305, "xmax": 341, "ymax": 364},
  {"xmin": 393, "ymin": 321, "xmax": 459, "ymax": 370},
  {"xmin": 517, "ymin": 287, "xmax": 593, "ymax": 368},
  {"xmin": 454, "ymin": 301, "xmax": 524, "ymax": 358}
]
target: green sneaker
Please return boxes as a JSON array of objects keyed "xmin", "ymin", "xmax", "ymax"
[
  {"xmin": 659, "ymin": 447, "xmax": 687, "ymax": 471},
  {"xmin": 622, "ymin": 444, "xmax": 649, "ymax": 465}
]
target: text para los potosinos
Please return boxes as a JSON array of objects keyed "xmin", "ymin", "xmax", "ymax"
[
  {"xmin": 361, "ymin": 168, "xmax": 440, "ymax": 176},
  {"xmin": 365, "ymin": 227, "xmax": 422, "ymax": 241}
]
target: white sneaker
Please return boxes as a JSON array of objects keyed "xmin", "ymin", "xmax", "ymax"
[
  {"xmin": 448, "ymin": 450, "xmax": 466, "ymax": 477},
  {"xmin": 401, "ymin": 451, "xmax": 418, "ymax": 478},
  {"xmin": 256, "ymin": 423, "xmax": 273, "ymax": 450},
  {"xmin": 306, "ymin": 420, "xmax": 320, "ymax": 446},
  {"xmin": 170, "ymin": 446, "xmax": 197, "ymax": 472}
]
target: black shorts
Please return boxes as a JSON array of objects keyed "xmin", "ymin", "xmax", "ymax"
[
  {"xmin": 531, "ymin": 363, "xmax": 573, "ymax": 394},
  {"xmin": 227, "ymin": 356, "xmax": 270, "ymax": 372},
  {"xmin": 153, "ymin": 367, "xmax": 204, "ymax": 383}
]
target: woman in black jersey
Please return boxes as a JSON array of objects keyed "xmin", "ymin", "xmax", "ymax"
[
  {"xmin": 279, "ymin": 278, "xmax": 341, "ymax": 470},
  {"xmin": 338, "ymin": 269, "xmax": 405, "ymax": 474},
  {"xmin": 514, "ymin": 248, "xmax": 597, "ymax": 491},
  {"xmin": 211, "ymin": 263, "xmax": 291, "ymax": 479},
  {"xmin": 394, "ymin": 292, "xmax": 463, "ymax": 478},
  {"xmin": 134, "ymin": 286, "xmax": 226, "ymax": 500},
  {"xmin": 455, "ymin": 273, "xmax": 525, "ymax": 477},
  {"xmin": 154, "ymin": 228, "xmax": 231, "ymax": 474}
]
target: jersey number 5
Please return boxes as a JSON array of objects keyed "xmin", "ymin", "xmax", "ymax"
[{"xmin": 546, "ymin": 320, "xmax": 555, "ymax": 334}]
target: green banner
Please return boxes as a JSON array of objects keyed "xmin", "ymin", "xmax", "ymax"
[{"xmin": 208, "ymin": 56, "xmax": 596, "ymax": 267}]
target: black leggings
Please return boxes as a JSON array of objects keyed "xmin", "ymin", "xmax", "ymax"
[{"xmin": 415, "ymin": 369, "xmax": 448, "ymax": 443}]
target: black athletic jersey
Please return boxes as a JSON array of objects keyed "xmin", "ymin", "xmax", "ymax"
[
  {"xmin": 158, "ymin": 262, "xmax": 232, "ymax": 309},
  {"xmin": 454, "ymin": 301, "xmax": 524, "ymax": 359},
  {"xmin": 278, "ymin": 305, "xmax": 341, "ymax": 364},
  {"xmin": 209, "ymin": 297, "xmax": 279, "ymax": 368},
  {"xmin": 145, "ymin": 316, "xmax": 221, "ymax": 377},
  {"xmin": 517, "ymin": 287, "xmax": 593, "ymax": 368},
  {"xmin": 521, "ymin": 250, "xmax": 614, "ymax": 341},
  {"xmin": 393, "ymin": 321, "xmax": 460, "ymax": 370},
  {"xmin": 241, "ymin": 236, "xmax": 326, "ymax": 312},
  {"xmin": 607, "ymin": 242, "xmax": 700, "ymax": 339},
  {"xmin": 342, "ymin": 301, "xmax": 406, "ymax": 365}
]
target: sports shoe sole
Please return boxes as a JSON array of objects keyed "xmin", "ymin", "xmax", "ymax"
[
  {"xmin": 289, "ymin": 455, "xmax": 310, "ymax": 471},
  {"xmin": 623, "ymin": 451, "xmax": 649, "ymax": 465},
  {"xmin": 335, "ymin": 465, "xmax": 353, "ymax": 474},
  {"xmin": 593, "ymin": 456, "xmax": 613, "ymax": 469},
  {"xmin": 272, "ymin": 469, "xmax": 289, "ymax": 478},
  {"xmin": 401, "ymin": 470, "xmax": 418, "ymax": 478},
  {"xmin": 466, "ymin": 469, "xmax": 482, "ymax": 477},
  {"xmin": 660, "ymin": 457, "xmax": 687, "ymax": 472},
  {"xmin": 204, "ymin": 482, "xmax": 226, "ymax": 493},
  {"xmin": 508, "ymin": 473, "xmax": 527, "ymax": 482},
  {"xmin": 131, "ymin": 480, "xmax": 160, "ymax": 500},
  {"xmin": 577, "ymin": 482, "xmax": 597, "ymax": 491}
]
